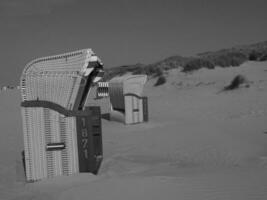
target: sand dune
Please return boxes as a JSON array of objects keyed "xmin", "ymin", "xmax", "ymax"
[{"xmin": 0, "ymin": 61, "xmax": 267, "ymax": 200}]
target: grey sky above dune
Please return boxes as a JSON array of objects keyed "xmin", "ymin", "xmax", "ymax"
[{"xmin": 0, "ymin": 0, "xmax": 266, "ymax": 85}]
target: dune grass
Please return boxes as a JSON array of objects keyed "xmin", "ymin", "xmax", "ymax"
[
  {"xmin": 223, "ymin": 75, "xmax": 249, "ymax": 91},
  {"xmin": 154, "ymin": 75, "xmax": 166, "ymax": 86},
  {"xmin": 104, "ymin": 41, "xmax": 267, "ymax": 80}
]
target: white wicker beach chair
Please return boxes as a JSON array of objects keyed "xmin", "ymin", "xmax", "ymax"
[
  {"xmin": 20, "ymin": 49, "xmax": 103, "ymax": 181},
  {"xmin": 109, "ymin": 75, "xmax": 148, "ymax": 124}
]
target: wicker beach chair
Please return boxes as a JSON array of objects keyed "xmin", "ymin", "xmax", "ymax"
[
  {"xmin": 84, "ymin": 84, "xmax": 111, "ymax": 115},
  {"xmin": 109, "ymin": 75, "xmax": 148, "ymax": 124},
  {"xmin": 20, "ymin": 49, "xmax": 103, "ymax": 181}
]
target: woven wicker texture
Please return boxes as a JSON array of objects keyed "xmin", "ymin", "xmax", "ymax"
[
  {"xmin": 20, "ymin": 49, "xmax": 100, "ymax": 181},
  {"xmin": 21, "ymin": 49, "xmax": 94, "ymax": 109}
]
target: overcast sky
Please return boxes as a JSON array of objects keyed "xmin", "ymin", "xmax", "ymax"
[{"xmin": 0, "ymin": 0, "xmax": 266, "ymax": 85}]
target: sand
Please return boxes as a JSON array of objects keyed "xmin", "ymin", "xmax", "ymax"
[{"xmin": 0, "ymin": 61, "xmax": 267, "ymax": 200}]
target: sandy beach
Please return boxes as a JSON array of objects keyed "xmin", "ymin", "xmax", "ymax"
[{"xmin": 0, "ymin": 61, "xmax": 267, "ymax": 200}]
